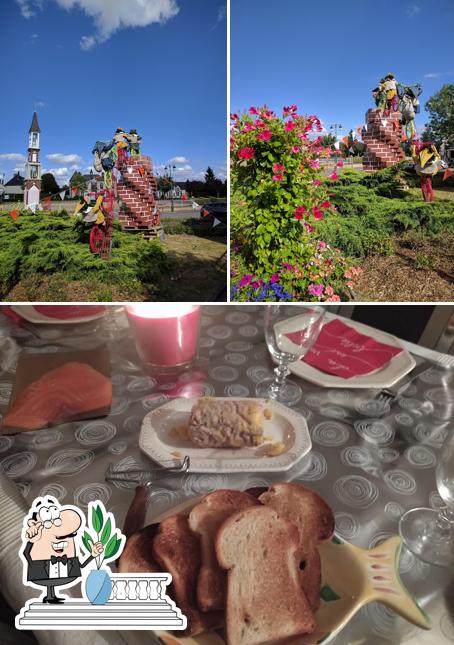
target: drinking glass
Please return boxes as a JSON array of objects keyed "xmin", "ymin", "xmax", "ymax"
[
  {"xmin": 399, "ymin": 430, "xmax": 454, "ymax": 566},
  {"xmin": 255, "ymin": 305, "xmax": 326, "ymax": 405}
]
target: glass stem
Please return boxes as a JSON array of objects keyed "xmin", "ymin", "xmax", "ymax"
[
  {"xmin": 436, "ymin": 507, "xmax": 454, "ymax": 537},
  {"xmin": 268, "ymin": 361, "xmax": 289, "ymax": 399}
]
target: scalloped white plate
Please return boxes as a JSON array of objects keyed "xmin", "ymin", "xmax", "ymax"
[
  {"xmin": 139, "ymin": 397, "xmax": 311, "ymax": 473},
  {"xmin": 11, "ymin": 305, "xmax": 106, "ymax": 325}
]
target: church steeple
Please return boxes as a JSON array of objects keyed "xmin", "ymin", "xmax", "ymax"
[{"xmin": 24, "ymin": 111, "xmax": 42, "ymax": 208}]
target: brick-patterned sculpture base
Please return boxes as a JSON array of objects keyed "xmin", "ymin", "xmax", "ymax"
[
  {"xmin": 117, "ymin": 156, "xmax": 161, "ymax": 230},
  {"xmin": 362, "ymin": 109, "xmax": 405, "ymax": 172}
]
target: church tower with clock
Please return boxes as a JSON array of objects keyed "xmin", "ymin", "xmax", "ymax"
[{"xmin": 24, "ymin": 111, "xmax": 42, "ymax": 208}]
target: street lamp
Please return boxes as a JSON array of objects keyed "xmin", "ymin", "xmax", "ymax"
[
  {"xmin": 164, "ymin": 163, "xmax": 176, "ymax": 213},
  {"xmin": 330, "ymin": 123, "xmax": 343, "ymax": 164}
]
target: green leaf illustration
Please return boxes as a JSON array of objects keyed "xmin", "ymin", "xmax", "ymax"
[
  {"xmin": 100, "ymin": 517, "xmax": 112, "ymax": 546},
  {"xmin": 92, "ymin": 505, "xmax": 102, "ymax": 532},
  {"xmin": 104, "ymin": 533, "xmax": 123, "ymax": 560},
  {"xmin": 82, "ymin": 531, "xmax": 93, "ymax": 554},
  {"xmin": 96, "ymin": 505, "xmax": 104, "ymax": 531}
]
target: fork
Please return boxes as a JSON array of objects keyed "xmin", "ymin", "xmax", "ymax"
[
  {"xmin": 375, "ymin": 362, "xmax": 429, "ymax": 406},
  {"xmin": 105, "ymin": 455, "xmax": 190, "ymax": 484}
]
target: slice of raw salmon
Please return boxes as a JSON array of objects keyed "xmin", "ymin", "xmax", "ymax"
[{"xmin": 3, "ymin": 362, "xmax": 112, "ymax": 431}]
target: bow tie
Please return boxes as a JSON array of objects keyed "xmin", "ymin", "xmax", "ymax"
[{"xmin": 51, "ymin": 555, "xmax": 68, "ymax": 565}]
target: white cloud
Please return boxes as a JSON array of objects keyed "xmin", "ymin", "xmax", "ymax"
[
  {"xmin": 13, "ymin": 165, "xmax": 26, "ymax": 174},
  {"xmin": 34, "ymin": 100, "xmax": 45, "ymax": 108},
  {"xmin": 80, "ymin": 35, "xmax": 96, "ymax": 50},
  {"xmin": 424, "ymin": 72, "xmax": 442, "ymax": 79},
  {"xmin": 0, "ymin": 153, "xmax": 27, "ymax": 162},
  {"xmin": 169, "ymin": 155, "xmax": 189, "ymax": 164},
  {"xmin": 407, "ymin": 3, "xmax": 421, "ymax": 17},
  {"xmin": 16, "ymin": 0, "xmax": 35, "ymax": 18},
  {"xmin": 211, "ymin": 4, "xmax": 226, "ymax": 30},
  {"xmin": 46, "ymin": 153, "xmax": 82, "ymax": 165}
]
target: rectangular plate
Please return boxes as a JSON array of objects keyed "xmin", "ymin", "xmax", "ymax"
[{"xmin": 139, "ymin": 397, "xmax": 312, "ymax": 473}]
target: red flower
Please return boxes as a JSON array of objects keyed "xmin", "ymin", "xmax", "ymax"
[
  {"xmin": 272, "ymin": 173, "xmax": 284, "ymax": 181},
  {"xmin": 312, "ymin": 206, "xmax": 324, "ymax": 220},
  {"xmin": 294, "ymin": 206, "xmax": 306, "ymax": 220},
  {"xmin": 242, "ymin": 122, "xmax": 254, "ymax": 133},
  {"xmin": 291, "ymin": 146, "xmax": 300, "ymax": 153},
  {"xmin": 329, "ymin": 172, "xmax": 339, "ymax": 181},
  {"xmin": 238, "ymin": 147, "xmax": 255, "ymax": 159},
  {"xmin": 255, "ymin": 119, "xmax": 266, "ymax": 128},
  {"xmin": 249, "ymin": 107, "xmax": 260, "ymax": 115},
  {"xmin": 284, "ymin": 121, "xmax": 296, "ymax": 132},
  {"xmin": 283, "ymin": 104, "xmax": 298, "ymax": 116},
  {"xmin": 258, "ymin": 130, "xmax": 272, "ymax": 141},
  {"xmin": 272, "ymin": 163, "xmax": 285, "ymax": 173},
  {"xmin": 312, "ymin": 179, "xmax": 322, "ymax": 186},
  {"xmin": 230, "ymin": 113, "xmax": 239, "ymax": 122},
  {"xmin": 304, "ymin": 222, "xmax": 315, "ymax": 233},
  {"xmin": 320, "ymin": 200, "xmax": 331, "ymax": 209},
  {"xmin": 335, "ymin": 160, "xmax": 344, "ymax": 167}
]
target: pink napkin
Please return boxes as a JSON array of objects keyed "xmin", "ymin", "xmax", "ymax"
[
  {"xmin": 286, "ymin": 319, "xmax": 403, "ymax": 379},
  {"xmin": 33, "ymin": 305, "xmax": 105, "ymax": 319}
]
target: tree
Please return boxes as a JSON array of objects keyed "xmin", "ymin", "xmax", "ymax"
[
  {"xmin": 421, "ymin": 84, "xmax": 454, "ymax": 147},
  {"xmin": 320, "ymin": 133, "xmax": 336, "ymax": 148},
  {"xmin": 70, "ymin": 171, "xmax": 86, "ymax": 197},
  {"xmin": 157, "ymin": 175, "xmax": 172, "ymax": 196},
  {"xmin": 41, "ymin": 173, "xmax": 60, "ymax": 197},
  {"xmin": 204, "ymin": 166, "xmax": 216, "ymax": 183}
]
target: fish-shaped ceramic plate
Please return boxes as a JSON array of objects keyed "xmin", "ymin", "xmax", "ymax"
[{"xmin": 143, "ymin": 496, "xmax": 431, "ymax": 645}]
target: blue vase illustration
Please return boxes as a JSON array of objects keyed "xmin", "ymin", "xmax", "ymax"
[{"xmin": 85, "ymin": 569, "xmax": 112, "ymax": 605}]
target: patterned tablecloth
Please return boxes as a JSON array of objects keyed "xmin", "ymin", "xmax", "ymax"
[{"xmin": 0, "ymin": 305, "xmax": 453, "ymax": 645}]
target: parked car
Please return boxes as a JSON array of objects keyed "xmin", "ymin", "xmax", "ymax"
[{"xmin": 200, "ymin": 201, "xmax": 227, "ymax": 225}]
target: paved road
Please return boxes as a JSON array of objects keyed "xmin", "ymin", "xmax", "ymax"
[{"xmin": 160, "ymin": 209, "xmax": 201, "ymax": 219}]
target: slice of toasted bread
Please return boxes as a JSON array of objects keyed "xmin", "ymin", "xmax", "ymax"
[
  {"xmin": 259, "ymin": 483, "xmax": 335, "ymax": 612},
  {"xmin": 188, "ymin": 490, "xmax": 259, "ymax": 612},
  {"xmin": 152, "ymin": 514, "xmax": 223, "ymax": 636},
  {"xmin": 118, "ymin": 523, "xmax": 160, "ymax": 573},
  {"xmin": 216, "ymin": 505, "xmax": 315, "ymax": 645}
]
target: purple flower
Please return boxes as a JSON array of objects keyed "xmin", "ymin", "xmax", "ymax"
[
  {"xmin": 270, "ymin": 273, "xmax": 279, "ymax": 284},
  {"xmin": 239, "ymin": 274, "xmax": 253, "ymax": 287},
  {"xmin": 251, "ymin": 280, "xmax": 264, "ymax": 290},
  {"xmin": 308, "ymin": 283, "xmax": 324, "ymax": 297}
]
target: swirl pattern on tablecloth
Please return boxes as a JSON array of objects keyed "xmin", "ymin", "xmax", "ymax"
[
  {"xmin": 303, "ymin": 395, "xmax": 325, "ymax": 408},
  {"xmin": 384, "ymin": 501, "xmax": 405, "ymax": 521},
  {"xmin": 123, "ymin": 415, "xmax": 143, "ymax": 433},
  {"xmin": 183, "ymin": 473, "xmax": 229, "ymax": 495},
  {"xmin": 394, "ymin": 413, "xmax": 414, "ymax": 428},
  {"xmin": 224, "ymin": 384, "xmax": 250, "ymax": 398},
  {"xmin": 354, "ymin": 419, "xmax": 395, "ymax": 445},
  {"xmin": 226, "ymin": 341, "xmax": 253, "ymax": 352},
  {"xmin": 126, "ymin": 376, "xmax": 157, "ymax": 393},
  {"xmin": 225, "ymin": 312, "xmax": 251, "ymax": 324},
  {"xmin": 209, "ymin": 366, "xmax": 240, "ymax": 382},
  {"xmin": 75, "ymin": 421, "xmax": 117, "ymax": 446},
  {"xmin": 108, "ymin": 440, "xmax": 128, "ymax": 454},
  {"xmin": 327, "ymin": 390, "xmax": 351, "ymax": 404},
  {"xmin": 108, "ymin": 456, "xmax": 143, "ymax": 489},
  {"xmin": 224, "ymin": 353, "xmax": 247, "ymax": 366},
  {"xmin": 142, "ymin": 393, "xmax": 171, "ymax": 411},
  {"xmin": 355, "ymin": 399, "xmax": 391, "ymax": 417},
  {"xmin": 333, "ymin": 475, "xmax": 379, "ymax": 508},
  {"xmin": 311, "ymin": 421, "xmax": 350, "ymax": 447},
  {"xmin": 39, "ymin": 483, "xmax": 67, "ymax": 501},
  {"xmin": 398, "ymin": 397, "xmax": 434, "ymax": 414},
  {"xmin": 246, "ymin": 366, "xmax": 273, "ymax": 383},
  {"xmin": 412, "ymin": 422, "xmax": 448, "ymax": 448},
  {"xmin": 295, "ymin": 452, "xmax": 328, "ymax": 481},
  {"xmin": 0, "ymin": 383, "xmax": 13, "ymax": 405},
  {"xmin": 319, "ymin": 405, "xmax": 349, "ymax": 419},
  {"xmin": 16, "ymin": 481, "xmax": 31, "ymax": 497},
  {"xmin": 207, "ymin": 325, "xmax": 232, "ymax": 340},
  {"xmin": 425, "ymin": 387, "xmax": 454, "ymax": 405},
  {"xmin": 238, "ymin": 325, "xmax": 259, "ymax": 337},
  {"xmin": 177, "ymin": 383, "xmax": 216, "ymax": 398},
  {"xmin": 198, "ymin": 337, "xmax": 215, "ymax": 348},
  {"xmin": 0, "ymin": 451, "xmax": 37, "ymax": 478},
  {"xmin": 0, "ymin": 436, "xmax": 14, "ymax": 453},
  {"xmin": 376, "ymin": 447, "xmax": 400, "ymax": 463},
  {"xmin": 29, "ymin": 429, "xmax": 64, "ymax": 449},
  {"xmin": 419, "ymin": 368, "xmax": 450, "ymax": 385},
  {"xmin": 74, "ymin": 483, "xmax": 112, "ymax": 509},
  {"xmin": 46, "ymin": 449, "xmax": 94, "ymax": 477},
  {"xmin": 334, "ymin": 511, "xmax": 359, "ymax": 539},
  {"xmin": 383, "ymin": 469, "xmax": 417, "ymax": 495},
  {"xmin": 429, "ymin": 491, "xmax": 446, "ymax": 510},
  {"xmin": 404, "ymin": 445, "xmax": 436, "ymax": 468},
  {"xmin": 341, "ymin": 446, "xmax": 371, "ymax": 468},
  {"xmin": 109, "ymin": 396, "xmax": 130, "ymax": 416}
]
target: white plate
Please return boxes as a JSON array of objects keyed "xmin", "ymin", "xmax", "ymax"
[
  {"xmin": 11, "ymin": 305, "xmax": 106, "ymax": 325},
  {"xmin": 288, "ymin": 314, "xmax": 416, "ymax": 389},
  {"xmin": 139, "ymin": 397, "xmax": 312, "ymax": 473}
]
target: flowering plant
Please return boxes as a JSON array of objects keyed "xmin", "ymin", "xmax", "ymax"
[{"xmin": 230, "ymin": 105, "xmax": 361, "ymax": 300}]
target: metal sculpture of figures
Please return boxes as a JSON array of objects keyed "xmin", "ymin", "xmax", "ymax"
[
  {"xmin": 372, "ymin": 73, "xmax": 399, "ymax": 115},
  {"xmin": 127, "ymin": 129, "xmax": 142, "ymax": 156},
  {"xmin": 411, "ymin": 141, "xmax": 447, "ymax": 202},
  {"xmin": 398, "ymin": 83, "xmax": 422, "ymax": 140},
  {"xmin": 92, "ymin": 140, "xmax": 116, "ymax": 189},
  {"xmin": 114, "ymin": 128, "xmax": 129, "ymax": 164},
  {"xmin": 73, "ymin": 195, "xmax": 108, "ymax": 254}
]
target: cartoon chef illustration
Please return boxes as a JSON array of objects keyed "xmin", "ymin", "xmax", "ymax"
[{"xmin": 21, "ymin": 497, "xmax": 104, "ymax": 604}]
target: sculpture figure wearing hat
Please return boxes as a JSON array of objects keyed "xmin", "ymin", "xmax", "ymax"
[
  {"xmin": 114, "ymin": 128, "xmax": 129, "ymax": 164},
  {"xmin": 127, "ymin": 129, "xmax": 142, "ymax": 156},
  {"xmin": 372, "ymin": 74, "xmax": 399, "ymax": 115},
  {"xmin": 411, "ymin": 140, "xmax": 446, "ymax": 202}
]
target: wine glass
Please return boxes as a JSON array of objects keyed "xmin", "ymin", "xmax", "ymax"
[
  {"xmin": 255, "ymin": 305, "xmax": 326, "ymax": 405},
  {"xmin": 399, "ymin": 430, "xmax": 454, "ymax": 566}
]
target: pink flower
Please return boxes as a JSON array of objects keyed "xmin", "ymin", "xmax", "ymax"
[
  {"xmin": 258, "ymin": 130, "xmax": 272, "ymax": 141},
  {"xmin": 318, "ymin": 240, "xmax": 327, "ymax": 249},
  {"xmin": 242, "ymin": 123, "xmax": 254, "ymax": 133},
  {"xmin": 325, "ymin": 295, "xmax": 341, "ymax": 302},
  {"xmin": 238, "ymin": 147, "xmax": 255, "ymax": 160},
  {"xmin": 335, "ymin": 160, "xmax": 344, "ymax": 167},
  {"xmin": 312, "ymin": 206, "xmax": 324, "ymax": 220},
  {"xmin": 308, "ymin": 283, "xmax": 324, "ymax": 297},
  {"xmin": 283, "ymin": 105, "xmax": 297, "ymax": 116},
  {"xmin": 249, "ymin": 107, "xmax": 260, "ymax": 115},
  {"xmin": 230, "ymin": 113, "xmax": 239, "ymax": 122},
  {"xmin": 347, "ymin": 281, "xmax": 355, "ymax": 289},
  {"xmin": 261, "ymin": 108, "xmax": 275, "ymax": 119},
  {"xmin": 291, "ymin": 146, "xmax": 300, "ymax": 153},
  {"xmin": 303, "ymin": 221, "xmax": 315, "ymax": 233},
  {"xmin": 239, "ymin": 275, "xmax": 253, "ymax": 287},
  {"xmin": 329, "ymin": 172, "xmax": 339, "ymax": 181},
  {"xmin": 285, "ymin": 121, "xmax": 296, "ymax": 132},
  {"xmin": 312, "ymin": 179, "xmax": 322, "ymax": 186},
  {"xmin": 325, "ymin": 285, "xmax": 334, "ymax": 297},
  {"xmin": 294, "ymin": 206, "xmax": 306, "ymax": 220},
  {"xmin": 282, "ymin": 262, "xmax": 295, "ymax": 270},
  {"xmin": 255, "ymin": 119, "xmax": 266, "ymax": 128},
  {"xmin": 272, "ymin": 163, "xmax": 285, "ymax": 173},
  {"xmin": 270, "ymin": 273, "xmax": 279, "ymax": 284},
  {"xmin": 320, "ymin": 200, "xmax": 331, "ymax": 209},
  {"xmin": 309, "ymin": 159, "xmax": 320, "ymax": 169},
  {"xmin": 272, "ymin": 173, "xmax": 284, "ymax": 181},
  {"xmin": 251, "ymin": 280, "xmax": 264, "ymax": 289}
]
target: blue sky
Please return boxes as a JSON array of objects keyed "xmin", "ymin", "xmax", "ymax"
[
  {"xmin": 231, "ymin": 0, "xmax": 454, "ymax": 138},
  {"xmin": 0, "ymin": 0, "xmax": 226, "ymax": 187}
]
